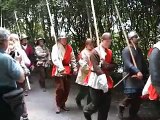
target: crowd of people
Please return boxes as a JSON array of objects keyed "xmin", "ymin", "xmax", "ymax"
[{"xmin": 0, "ymin": 27, "xmax": 160, "ymax": 120}]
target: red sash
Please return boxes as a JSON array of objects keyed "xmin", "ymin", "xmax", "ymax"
[
  {"xmin": 147, "ymin": 48, "xmax": 153, "ymax": 57},
  {"xmin": 51, "ymin": 44, "xmax": 72, "ymax": 76},
  {"xmin": 105, "ymin": 49, "xmax": 113, "ymax": 88},
  {"xmin": 148, "ymin": 84, "xmax": 159, "ymax": 100}
]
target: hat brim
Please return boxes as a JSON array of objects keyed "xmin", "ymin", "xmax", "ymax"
[
  {"xmin": 20, "ymin": 37, "xmax": 29, "ymax": 40},
  {"xmin": 59, "ymin": 37, "xmax": 67, "ymax": 39},
  {"xmin": 37, "ymin": 38, "xmax": 45, "ymax": 41}
]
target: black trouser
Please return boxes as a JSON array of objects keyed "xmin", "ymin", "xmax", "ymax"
[
  {"xmin": 38, "ymin": 66, "xmax": 46, "ymax": 88},
  {"xmin": 119, "ymin": 92, "xmax": 142, "ymax": 117},
  {"xmin": 0, "ymin": 86, "xmax": 20, "ymax": 120},
  {"xmin": 83, "ymin": 87, "xmax": 111, "ymax": 120},
  {"xmin": 17, "ymin": 82, "xmax": 28, "ymax": 117},
  {"xmin": 76, "ymin": 85, "xmax": 91, "ymax": 104}
]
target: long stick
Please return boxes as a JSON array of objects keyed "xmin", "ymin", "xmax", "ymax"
[
  {"xmin": 1, "ymin": 9, "xmax": 2, "ymax": 27},
  {"xmin": 90, "ymin": 0, "xmax": 99, "ymax": 46},
  {"xmin": 114, "ymin": 1, "xmax": 137, "ymax": 67},
  {"xmin": 14, "ymin": 11, "xmax": 21, "ymax": 37},
  {"xmin": 46, "ymin": 0, "xmax": 57, "ymax": 43},
  {"xmin": 26, "ymin": 76, "xmax": 31, "ymax": 90},
  {"xmin": 113, "ymin": 0, "xmax": 138, "ymax": 88},
  {"xmin": 113, "ymin": 73, "xmax": 129, "ymax": 88},
  {"xmin": 85, "ymin": 1, "xmax": 92, "ymax": 39}
]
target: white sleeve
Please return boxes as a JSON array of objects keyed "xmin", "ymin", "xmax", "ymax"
[
  {"xmin": 70, "ymin": 51, "xmax": 77, "ymax": 72},
  {"xmin": 79, "ymin": 51, "xmax": 89, "ymax": 70},
  {"xmin": 20, "ymin": 50, "xmax": 31, "ymax": 66},
  {"xmin": 51, "ymin": 45, "xmax": 64, "ymax": 72},
  {"xmin": 35, "ymin": 47, "xmax": 46, "ymax": 57}
]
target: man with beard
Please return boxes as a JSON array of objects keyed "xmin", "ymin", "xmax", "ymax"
[
  {"xmin": 118, "ymin": 31, "xmax": 147, "ymax": 120},
  {"xmin": 20, "ymin": 34, "xmax": 35, "ymax": 71}
]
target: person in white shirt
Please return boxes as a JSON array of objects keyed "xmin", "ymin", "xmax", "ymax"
[
  {"xmin": 75, "ymin": 38, "xmax": 94, "ymax": 108},
  {"xmin": 51, "ymin": 32, "xmax": 77, "ymax": 113}
]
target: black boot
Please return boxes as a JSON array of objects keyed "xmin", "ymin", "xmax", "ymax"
[
  {"xmin": 84, "ymin": 112, "xmax": 92, "ymax": 120},
  {"xmin": 118, "ymin": 105, "xmax": 125, "ymax": 120},
  {"xmin": 22, "ymin": 113, "xmax": 29, "ymax": 120},
  {"xmin": 76, "ymin": 98, "xmax": 83, "ymax": 109}
]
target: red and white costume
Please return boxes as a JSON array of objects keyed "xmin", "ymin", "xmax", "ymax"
[
  {"xmin": 76, "ymin": 48, "xmax": 91, "ymax": 86},
  {"xmin": 142, "ymin": 42, "xmax": 160, "ymax": 100},
  {"xmin": 51, "ymin": 43, "xmax": 77, "ymax": 76},
  {"xmin": 85, "ymin": 44, "xmax": 114, "ymax": 93}
]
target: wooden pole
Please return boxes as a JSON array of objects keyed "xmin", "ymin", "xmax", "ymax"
[
  {"xmin": 1, "ymin": 9, "xmax": 2, "ymax": 27},
  {"xmin": 114, "ymin": 1, "xmax": 137, "ymax": 67},
  {"xmin": 46, "ymin": 0, "xmax": 57, "ymax": 43},
  {"xmin": 14, "ymin": 11, "xmax": 21, "ymax": 37},
  {"xmin": 90, "ymin": 0, "xmax": 99, "ymax": 46},
  {"xmin": 85, "ymin": 1, "xmax": 92, "ymax": 39},
  {"xmin": 113, "ymin": 0, "xmax": 138, "ymax": 88}
]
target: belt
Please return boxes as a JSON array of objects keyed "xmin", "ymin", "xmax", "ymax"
[{"xmin": 0, "ymin": 86, "xmax": 15, "ymax": 95}]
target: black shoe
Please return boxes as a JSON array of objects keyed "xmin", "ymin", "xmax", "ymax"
[
  {"xmin": 76, "ymin": 99, "xmax": 83, "ymax": 109},
  {"xmin": 84, "ymin": 112, "xmax": 91, "ymax": 120},
  {"xmin": 24, "ymin": 90, "xmax": 28, "ymax": 96},
  {"xmin": 61, "ymin": 106, "xmax": 70, "ymax": 111},
  {"xmin": 43, "ymin": 88, "xmax": 46, "ymax": 92},
  {"xmin": 56, "ymin": 107, "xmax": 61, "ymax": 114},
  {"xmin": 118, "ymin": 105, "xmax": 125, "ymax": 120},
  {"xmin": 22, "ymin": 114, "xmax": 29, "ymax": 120}
]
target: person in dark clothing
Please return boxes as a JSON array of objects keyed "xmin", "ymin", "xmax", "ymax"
[
  {"xmin": 118, "ymin": 31, "xmax": 147, "ymax": 120},
  {"xmin": 149, "ymin": 40, "xmax": 160, "ymax": 116},
  {"xmin": 149, "ymin": 41, "xmax": 160, "ymax": 95}
]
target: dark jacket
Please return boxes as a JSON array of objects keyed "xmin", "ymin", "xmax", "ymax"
[
  {"xmin": 149, "ymin": 48, "xmax": 160, "ymax": 88},
  {"xmin": 22, "ymin": 44, "xmax": 36, "ymax": 66},
  {"xmin": 90, "ymin": 49, "xmax": 116, "ymax": 76},
  {"xmin": 122, "ymin": 46, "xmax": 147, "ymax": 94}
]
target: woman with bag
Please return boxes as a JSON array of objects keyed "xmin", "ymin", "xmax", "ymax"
[{"xmin": 0, "ymin": 28, "xmax": 25, "ymax": 120}]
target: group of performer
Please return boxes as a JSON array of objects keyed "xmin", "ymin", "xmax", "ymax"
[
  {"xmin": 50, "ymin": 30, "xmax": 159, "ymax": 120},
  {"xmin": 0, "ymin": 26, "xmax": 160, "ymax": 120}
]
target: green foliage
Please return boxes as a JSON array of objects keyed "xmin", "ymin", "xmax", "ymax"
[{"xmin": 0, "ymin": 0, "xmax": 160, "ymax": 65}]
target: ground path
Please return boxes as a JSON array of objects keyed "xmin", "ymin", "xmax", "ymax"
[{"xmin": 25, "ymin": 74, "xmax": 160, "ymax": 120}]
